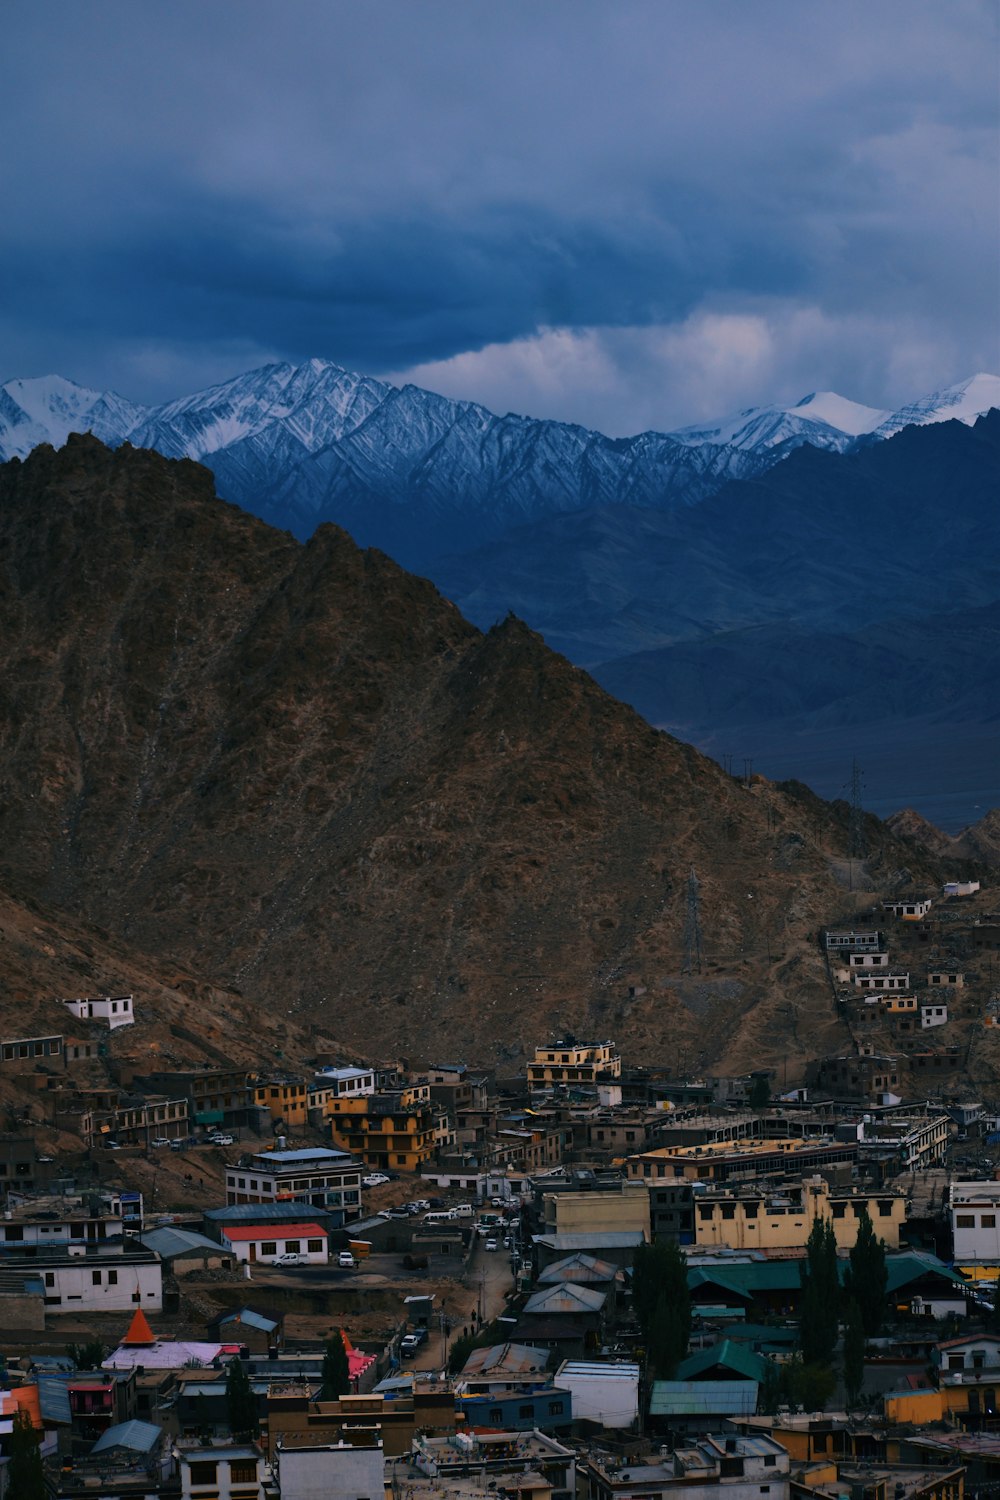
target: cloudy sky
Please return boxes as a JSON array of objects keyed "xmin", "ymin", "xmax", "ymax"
[{"xmin": 2, "ymin": 1, "xmax": 997, "ymax": 434}]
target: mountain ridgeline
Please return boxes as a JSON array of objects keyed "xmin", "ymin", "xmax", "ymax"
[{"xmin": 0, "ymin": 436, "xmax": 958, "ymax": 1071}]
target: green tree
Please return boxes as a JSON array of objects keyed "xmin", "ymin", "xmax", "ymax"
[
  {"xmin": 843, "ymin": 1297, "xmax": 866, "ymax": 1408},
  {"xmin": 843, "ymin": 1207, "xmax": 888, "ymax": 1337},
  {"xmin": 749, "ymin": 1075, "xmax": 771, "ymax": 1109},
  {"xmin": 320, "ymin": 1332, "xmax": 351, "ymax": 1399},
  {"xmin": 67, "ymin": 1338, "xmax": 105, "ymax": 1370},
  {"xmin": 799, "ymin": 1216, "xmax": 839, "ymax": 1366},
  {"xmin": 8, "ymin": 1407, "xmax": 46, "ymax": 1500},
  {"xmin": 225, "ymin": 1355, "xmax": 259, "ymax": 1439},
  {"xmin": 632, "ymin": 1236, "xmax": 689, "ymax": 1368}
]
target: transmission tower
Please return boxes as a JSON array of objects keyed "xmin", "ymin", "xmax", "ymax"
[
  {"xmin": 683, "ymin": 867, "xmax": 703, "ymax": 975},
  {"xmin": 848, "ymin": 758, "xmax": 866, "ymax": 862}
]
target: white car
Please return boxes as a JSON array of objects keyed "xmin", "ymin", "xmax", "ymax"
[
  {"xmin": 363, "ymin": 1173, "xmax": 390, "ymax": 1187},
  {"xmin": 274, "ymin": 1252, "xmax": 303, "ymax": 1266},
  {"xmin": 209, "ymin": 1133, "xmax": 234, "ymax": 1146},
  {"xmin": 484, "ymin": 1238, "xmax": 499, "ymax": 1252},
  {"xmin": 338, "ymin": 1251, "xmax": 356, "ymax": 1268},
  {"xmin": 150, "ymin": 1138, "xmax": 171, "ymax": 1148}
]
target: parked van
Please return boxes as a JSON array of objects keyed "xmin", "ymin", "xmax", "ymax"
[
  {"xmin": 451, "ymin": 1204, "xmax": 474, "ymax": 1218},
  {"xmin": 424, "ymin": 1210, "xmax": 456, "ymax": 1224}
]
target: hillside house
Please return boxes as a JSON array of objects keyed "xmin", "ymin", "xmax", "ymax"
[
  {"xmin": 824, "ymin": 929, "xmax": 882, "ymax": 951},
  {"xmin": 921, "ymin": 1003, "xmax": 949, "ymax": 1029},
  {"xmin": 853, "ymin": 970, "xmax": 909, "ymax": 991},
  {"xmin": 527, "ymin": 1040, "xmax": 622, "ymax": 1090},
  {"xmin": 62, "ymin": 994, "xmax": 134, "ymax": 1030},
  {"xmin": 882, "ymin": 898, "xmax": 933, "ymax": 920},
  {"xmin": 928, "ymin": 965, "xmax": 966, "ymax": 987},
  {"xmin": 0, "ymin": 1033, "xmax": 63, "ymax": 1068},
  {"xmin": 944, "ymin": 881, "xmax": 981, "ymax": 897}
]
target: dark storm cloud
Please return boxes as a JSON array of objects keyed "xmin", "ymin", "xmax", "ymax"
[{"xmin": 1, "ymin": 0, "xmax": 996, "ymax": 428}]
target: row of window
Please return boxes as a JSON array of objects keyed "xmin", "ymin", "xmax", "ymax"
[
  {"xmin": 956, "ymin": 1213, "xmax": 998, "ymax": 1228},
  {"xmin": 257, "ymin": 1239, "xmax": 324, "ymax": 1255}
]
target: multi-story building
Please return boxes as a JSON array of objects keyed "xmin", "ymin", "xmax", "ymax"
[
  {"xmin": 328, "ymin": 1087, "xmax": 436, "ymax": 1172},
  {"xmin": 527, "ymin": 1040, "xmax": 621, "ymax": 1090},
  {"xmin": 626, "ymin": 1135, "xmax": 859, "ymax": 1184},
  {"xmin": 144, "ymin": 1067, "xmax": 256, "ymax": 1132},
  {"xmin": 857, "ymin": 1110, "xmax": 950, "ymax": 1177},
  {"xmin": 882, "ymin": 897, "xmax": 933, "ymax": 920},
  {"xmin": 314, "ymin": 1065, "xmax": 376, "ymax": 1098},
  {"xmin": 113, "ymin": 1094, "xmax": 189, "ymax": 1145},
  {"xmin": 254, "ymin": 1075, "xmax": 309, "ymax": 1128},
  {"xmin": 692, "ymin": 1176, "xmax": 906, "ymax": 1252},
  {"xmin": 852, "ymin": 970, "xmax": 909, "ymax": 992},
  {"xmin": 813, "ymin": 1051, "xmax": 900, "ymax": 1100},
  {"xmin": 582, "ymin": 1434, "xmax": 789, "ymax": 1500},
  {"xmin": 224, "ymin": 1146, "xmax": 362, "ymax": 1219},
  {"xmin": 824, "ymin": 929, "xmax": 883, "ymax": 951},
  {"xmin": 22, "ymin": 1245, "xmax": 163, "ymax": 1314}
]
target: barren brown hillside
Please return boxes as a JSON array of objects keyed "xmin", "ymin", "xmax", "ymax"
[{"xmin": 0, "ymin": 436, "xmax": 958, "ymax": 1074}]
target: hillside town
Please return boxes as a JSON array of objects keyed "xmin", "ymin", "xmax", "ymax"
[{"xmin": 2, "ymin": 882, "xmax": 1000, "ymax": 1497}]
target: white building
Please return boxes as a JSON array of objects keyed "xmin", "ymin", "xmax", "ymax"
[
  {"xmin": 849, "ymin": 951, "xmax": 890, "ymax": 970},
  {"xmin": 314, "ymin": 1066, "xmax": 376, "ymax": 1098},
  {"xmin": 225, "ymin": 1147, "xmax": 362, "ymax": 1216},
  {"xmin": 220, "ymin": 1221, "xmax": 329, "ymax": 1265},
  {"xmin": 853, "ymin": 970, "xmax": 909, "ymax": 991},
  {"xmin": 32, "ymin": 1247, "xmax": 162, "ymax": 1312},
  {"xmin": 824, "ymin": 930, "xmax": 882, "ymax": 951},
  {"xmin": 882, "ymin": 898, "xmax": 933, "ymax": 920},
  {"xmin": 944, "ymin": 881, "xmax": 980, "ymax": 898},
  {"xmin": 555, "ymin": 1359, "xmax": 640, "ymax": 1429},
  {"xmin": 952, "ymin": 1182, "xmax": 1000, "ymax": 1264},
  {"xmin": 62, "ymin": 993, "xmax": 135, "ymax": 1030},
  {"xmin": 921, "ymin": 1003, "xmax": 949, "ymax": 1030}
]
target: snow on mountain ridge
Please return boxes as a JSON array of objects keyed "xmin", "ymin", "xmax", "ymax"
[{"xmin": 872, "ymin": 373, "xmax": 1000, "ymax": 439}]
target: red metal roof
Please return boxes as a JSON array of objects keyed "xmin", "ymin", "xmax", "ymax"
[{"xmin": 221, "ymin": 1223, "xmax": 325, "ymax": 1242}]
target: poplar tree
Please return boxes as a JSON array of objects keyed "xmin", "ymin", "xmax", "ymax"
[
  {"xmin": 843, "ymin": 1298, "xmax": 866, "ymax": 1408},
  {"xmin": 843, "ymin": 1207, "xmax": 888, "ymax": 1337},
  {"xmin": 225, "ymin": 1356, "xmax": 259, "ymax": 1439},
  {"xmin": 8, "ymin": 1407, "xmax": 46, "ymax": 1500},
  {"xmin": 799, "ymin": 1216, "xmax": 839, "ymax": 1366}
]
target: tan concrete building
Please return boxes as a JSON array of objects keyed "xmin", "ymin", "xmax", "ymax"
[
  {"xmin": 540, "ymin": 1180, "xmax": 650, "ymax": 1239},
  {"xmin": 693, "ymin": 1176, "xmax": 906, "ymax": 1252},
  {"xmin": 527, "ymin": 1041, "xmax": 621, "ymax": 1090}
]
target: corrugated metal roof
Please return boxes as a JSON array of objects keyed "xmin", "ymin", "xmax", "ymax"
[
  {"xmin": 222, "ymin": 1222, "xmax": 325, "ymax": 1242},
  {"xmin": 92, "ymin": 1419, "xmax": 163, "ymax": 1454},
  {"xmin": 140, "ymin": 1227, "xmax": 230, "ymax": 1260},
  {"xmin": 461, "ymin": 1342, "xmax": 550, "ymax": 1377},
  {"xmin": 649, "ymin": 1380, "xmax": 759, "ymax": 1416},
  {"xmin": 675, "ymin": 1340, "xmax": 770, "ymax": 1383},
  {"xmin": 35, "ymin": 1376, "xmax": 72, "ymax": 1425},
  {"xmin": 533, "ymin": 1232, "xmax": 645, "ymax": 1250},
  {"xmin": 524, "ymin": 1283, "xmax": 606, "ymax": 1315},
  {"xmin": 538, "ymin": 1254, "xmax": 619, "ymax": 1284}
]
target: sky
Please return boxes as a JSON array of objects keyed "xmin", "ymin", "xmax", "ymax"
[{"xmin": 2, "ymin": 1, "xmax": 998, "ymax": 435}]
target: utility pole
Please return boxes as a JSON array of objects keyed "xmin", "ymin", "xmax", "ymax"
[{"xmin": 683, "ymin": 868, "xmax": 703, "ymax": 976}]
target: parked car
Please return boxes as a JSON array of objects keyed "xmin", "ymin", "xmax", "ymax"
[
  {"xmin": 484, "ymin": 1238, "xmax": 498, "ymax": 1252},
  {"xmin": 274, "ymin": 1252, "xmax": 303, "ymax": 1265},
  {"xmin": 169, "ymin": 1140, "xmax": 185, "ymax": 1151},
  {"xmin": 150, "ymin": 1137, "xmax": 171, "ymax": 1148},
  {"xmin": 363, "ymin": 1173, "xmax": 390, "ymax": 1187},
  {"xmin": 104, "ymin": 1141, "xmax": 121, "ymax": 1150},
  {"xmin": 338, "ymin": 1251, "xmax": 356, "ymax": 1268},
  {"xmin": 209, "ymin": 1133, "xmax": 234, "ymax": 1146},
  {"xmin": 400, "ymin": 1334, "xmax": 421, "ymax": 1357}
]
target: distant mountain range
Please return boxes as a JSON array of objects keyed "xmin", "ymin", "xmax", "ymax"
[
  {"xmin": 2, "ymin": 362, "xmax": 997, "ymax": 566},
  {"xmin": 2, "ymin": 360, "xmax": 998, "ymax": 829}
]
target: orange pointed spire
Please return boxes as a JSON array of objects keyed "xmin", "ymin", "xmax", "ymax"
[{"xmin": 123, "ymin": 1306, "xmax": 156, "ymax": 1345}]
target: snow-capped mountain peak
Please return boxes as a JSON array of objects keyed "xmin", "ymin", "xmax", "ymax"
[
  {"xmin": 789, "ymin": 390, "xmax": 889, "ymax": 436},
  {"xmin": 873, "ymin": 373, "xmax": 1000, "ymax": 439}
]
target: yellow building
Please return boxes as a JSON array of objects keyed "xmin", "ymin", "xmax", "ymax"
[
  {"xmin": 693, "ymin": 1176, "xmax": 905, "ymax": 1252},
  {"xmin": 329, "ymin": 1087, "xmax": 436, "ymax": 1172},
  {"xmin": 882, "ymin": 994, "xmax": 917, "ymax": 1014},
  {"xmin": 254, "ymin": 1077, "xmax": 309, "ymax": 1128},
  {"xmin": 527, "ymin": 1040, "xmax": 621, "ymax": 1089}
]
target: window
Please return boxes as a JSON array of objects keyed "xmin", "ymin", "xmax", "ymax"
[
  {"xmin": 284, "ymin": 1240, "xmax": 301, "ymax": 1253},
  {"xmin": 548, "ymin": 1400, "xmax": 564, "ymax": 1414},
  {"xmin": 261, "ymin": 1241, "xmax": 277, "ymax": 1256},
  {"xmin": 108, "ymin": 1269, "xmax": 118, "ymax": 1285},
  {"xmin": 957, "ymin": 1215, "xmax": 975, "ymax": 1228},
  {"xmin": 307, "ymin": 1239, "xmax": 323, "ymax": 1253},
  {"xmin": 983, "ymin": 1216, "xmax": 997, "ymax": 1229},
  {"xmin": 189, "ymin": 1460, "xmax": 218, "ymax": 1483},
  {"xmin": 489, "ymin": 1408, "xmax": 503, "ymax": 1423},
  {"xmin": 44, "ymin": 1272, "xmax": 55, "ymax": 1288},
  {"xmin": 519, "ymin": 1404, "xmax": 534, "ymax": 1417},
  {"xmin": 230, "ymin": 1459, "xmax": 258, "ymax": 1483},
  {"xmin": 92, "ymin": 1269, "xmax": 102, "ymax": 1285}
]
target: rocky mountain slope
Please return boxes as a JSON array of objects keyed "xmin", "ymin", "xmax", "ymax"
[{"xmin": 0, "ymin": 436, "xmax": 960, "ymax": 1074}]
